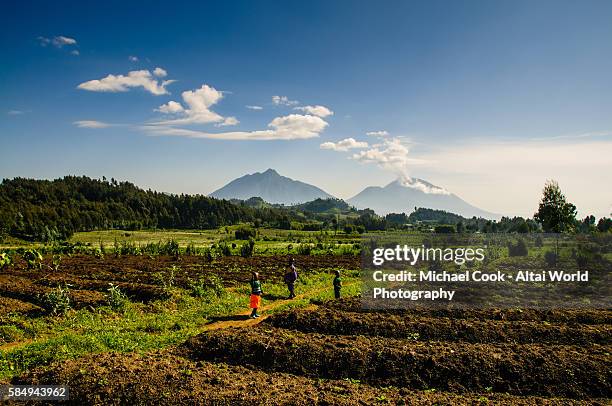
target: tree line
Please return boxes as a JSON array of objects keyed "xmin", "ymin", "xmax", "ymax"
[{"xmin": 0, "ymin": 177, "xmax": 609, "ymax": 242}]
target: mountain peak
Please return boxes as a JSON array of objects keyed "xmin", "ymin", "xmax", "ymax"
[
  {"xmin": 348, "ymin": 176, "xmax": 499, "ymax": 219},
  {"xmin": 261, "ymin": 168, "xmax": 279, "ymax": 176},
  {"xmin": 210, "ymin": 169, "xmax": 334, "ymax": 205}
]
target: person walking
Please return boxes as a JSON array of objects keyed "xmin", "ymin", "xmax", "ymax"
[
  {"xmin": 249, "ymin": 272, "xmax": 263, "ymax": 318},
  {"xmin": 284, "ymin": 258, "xmax": 298, "ymax": 299},
  {"xmin": 333, "ymin": 270, "xmax": 342, "ymax": 299}
]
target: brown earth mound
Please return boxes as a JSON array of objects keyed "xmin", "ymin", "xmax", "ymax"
[
  {"xmin": 11, "ymin": 352, "xmax": 603, "ymax": 406},
  {"xmin": 183, "ymin": 326, "xmax": 611, "ymax": 399},
  {"xmin": 265, "ymin": 307, "xmax": 612, "ymax": 345},
  {"xmin": 320, "ymin": 297, "xmax": 612, "ymax": 324}
]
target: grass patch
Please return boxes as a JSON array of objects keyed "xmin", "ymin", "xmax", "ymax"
[{"xmin": 0, "ymin": 271, "xmax": 361, "ymax": 380}]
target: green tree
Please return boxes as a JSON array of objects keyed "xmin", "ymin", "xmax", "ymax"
[{"xmin": 533, "ymin": 180, "xmax": 577, "ymax": 233}]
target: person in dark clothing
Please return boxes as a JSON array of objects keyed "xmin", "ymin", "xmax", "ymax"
[
  {"xmin": 333, "ymin": 270, "xmax": 342, "ymax": 299},
  {"xmin": 284, "ymin": 258, "xmax": 298, "ymax": 299},
  {"xmin": 249, "ymin": 272, "xmax": 263, "ymax": 318}
]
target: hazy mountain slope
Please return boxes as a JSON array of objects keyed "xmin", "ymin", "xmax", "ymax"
[
  {"xmin": 348, "ymin": 178, "xmax": 499, "ymax": 219},
  {"xmin": 210, "ymin": 169, "xmax": 334, "ymax": 205}
]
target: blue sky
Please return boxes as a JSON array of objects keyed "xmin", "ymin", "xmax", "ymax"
[{"xmin": 1, "ymin": 0, "xmax": 611, "ymax": 217}]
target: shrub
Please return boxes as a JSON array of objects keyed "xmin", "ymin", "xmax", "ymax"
[
  {"xmin": 544, "ymin": 250, "xmax": 558, "ymax": 266},
  {"xmin": 297, "ymin": 243, "xmax": 312, "ymax": 255},
  {"xmin": 434, "ymin": 225, "xmax": 456, "ymax": 233},
  {"xmin": 23, "ymin": 249, "xmax": 43, "ymax": 269},
  {"xmin": 240, "ymin": 238, "xmax": 255, "ymax": 257},
  {"xmin": 508, "ymin": 238, "xmax": 528, "ymax": 257},
  {"xmin": 106, "ymin": 283, "xmax": 129, "ymax": 311},
  {"xmin": 0, "ymin": 252, "xmax": 12, "ymax": 269},
  {"xmin": 235, "ymin": 226, "xmax": 256, "ymax": 240},
  {"xmin": 40, "ymin": 285, "xmax": 71, "ymax": 315}
]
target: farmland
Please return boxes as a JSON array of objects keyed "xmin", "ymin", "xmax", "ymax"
[
  {"xmin": 5, "ymin": 297, "xmax": 610, "ymax": 404},
  {"xmin": 0, "ymin": 230, "xmax": 610, "ymax": 404}
]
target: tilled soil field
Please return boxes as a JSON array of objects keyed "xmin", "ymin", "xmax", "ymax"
[
  {"xmin": 0, "ymin": 254, "xmax": 358, "ymax": 315},
  {"xmin": 265, "ymin": 307, "xmax": 612, "ymax": 345},
  {"xmin": 9, "ymin": 351, "xmax": 606, "ymax": 406},
  {"xmin": 183, "ymin": 326, "xmax": 610, "ymax": 399},
  {"xmin": 320, "ymin": 297, "xmax": 612, "ymax": 324},
  {"xmin": 4, "ymin": 283, "xmax": 611, "ymax": 404}
]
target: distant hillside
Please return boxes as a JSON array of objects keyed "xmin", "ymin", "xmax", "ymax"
[
  {"xmin": 348, "ymin": 178, "xmax": 499, "ymax": 219},
  {"xmin": 293, "ymin": 198, "xmax": 354, "ymax": 214},
  {"xmin": 407, "ymin": 208, "xmax": 467, "ymax": 224},
  {"xmin": 0, "ymin": 176, "xmax": 293, "ymax": 241},
  {"xmin": 210, "ymin": 169, "xmax": 334, "ymax": 205}
]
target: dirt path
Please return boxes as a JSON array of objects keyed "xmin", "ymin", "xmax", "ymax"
[{"xmin": 199, "ymin": 282, "xmax": 358, "ymax": 331}]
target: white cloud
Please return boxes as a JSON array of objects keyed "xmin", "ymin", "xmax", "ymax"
[
  {"xmin": 152, "ymin": 84, "xmax": 225, "ymax": 125},
  {"xmin": 153, "ymin": 67, "xmax": 167, "ymax": 77},
  {"xmin": 7, "ymin": 110, "xmax": 25, "ymax": 115},
  {"xmin": 129, "ymin": 55, "xmax": 139, "ymax": 62},
  {"xmin": 39, "ymin": 35, "xmax": 77, "ymax": 48},
  {"xmin": 272, "ymin": 95, "xmax": 299, "ymax": 106},
  {"xmin": 73, "ymin": 120, "xmax": 112, "ymax": 128},
  {"xmin": 70, "ymin": 50, "xmax": 80, "ymax": 56},
  {"xmin": 155, "ymin": 100, "xmax": 184, "ymax": 114},
  {"xmin": 320, "ymin": 138, "xmax": 368, "ymax": 152},
  {"xmin": 215, "ymin": 116, "xmax": 240, "ymax": 127},
  {"xmin": 77, "ymin": 69, "xmax": 175, "ymax": 95},
  {"xmin": 294, "ymin": 105, "xmax": 333, "ymax": 118},
  {"xmin": 246, "ymin": 105, "xmax": 263, "ymax": 110},
  {"xmin": 366, "ymin": 130, "xmax": 389, "ymax": 137},
  {"xmin": 144, "ymin": 113, "xmax": 327, "ymax": 141},
  {"xmin": 53, "ymin": 36, "xmax": 77, "ymax": 47},
  {"xmin": 352, "ymin": 138, "xmax": 428, "ymax": 173}
]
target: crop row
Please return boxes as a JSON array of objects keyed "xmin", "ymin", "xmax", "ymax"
[
  {"xmin": 183, "ymin": 326, "xmax": 611, "ymax": 399},
  {"xmin": 265, "ymin": 308, "xmax": 612, "ymax": 345}
]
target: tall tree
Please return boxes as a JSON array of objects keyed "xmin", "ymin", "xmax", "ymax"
[{"xmin": 533, "ymin": 180, "xmax": 577, "ymax": 233}]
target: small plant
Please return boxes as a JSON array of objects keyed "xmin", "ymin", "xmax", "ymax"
[
  {"xmin": 154, "ymin": 265, "xmax": 178, "ymax": 291},
  {"xmin": 23, "ymin": 249, "xmax": 43, "ymax": 269},
  {"xmin": 51, "ymin": 254, "xmax": 62, "ymax": 271},
  {"xmin": 40, "ymin": 285, "xmax": 71, "ymax": 315},
  {"xmin": 0, "ymin": 252, "xmax": 12, "ymax": 269},
  {"xmin": 106, "ymin": 283, "xmax": 129, "ymax": 311},
  {"xmin": 188, "ymin": 275, "xmax": 225, "ymax": 298}
]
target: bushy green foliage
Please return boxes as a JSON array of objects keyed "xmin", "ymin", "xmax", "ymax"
[
  {"xmin": 154, "ymin": 265, "xmax": 178, "ymax": 290},
  {"xmin": 240, "ymin": 238, "xmax": 255, "ymax": 257},
  {"xmin": 434, "ymin": 225, "xmax": 456, "ymax": 234},
  {"xmin": 508, "ymin": 238, "xmax": 528, "ymax": 257},
  {"xmin": 187, "ymin": 275, "xmax": 225, "ymax": 298},
  {"xmin": 235, "ymin": 226, "xmax": 256, "ymax": 240},
  {"xmin": 40, "ymin": 285, "xmax": 71, "ymax": 315},
  {"xmin": 0, "ymin": 252, "xmax": 12, "ymax": 269},
  {"xmin": 22, "ymin": 249, "xmax": 43, "ymax": 269},
  {"xmin": 105, "ymin": 283, "xmax": 129, "ymax": 311},
  {"xmin": 534, "ymin": 180, "xmax": 577, "ymax": 233},
  {"xmin": 297, "ymin": 243, "xmax": 312, "ymax": 255}
]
